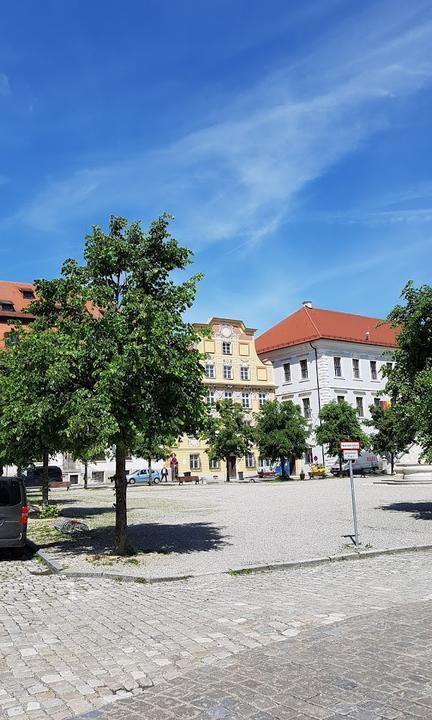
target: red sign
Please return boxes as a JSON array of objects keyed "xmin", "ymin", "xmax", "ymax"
[{"xmin": 340, "ymin": 441, "xmax": 360, "ymax": 450}]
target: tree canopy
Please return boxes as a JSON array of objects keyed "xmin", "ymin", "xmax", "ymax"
[
  {"xmin": 29, "ymin": 214, "xmax": 207, "ymax": 552},
  {"xmin": 366, "ymin": 403, "xmax": 414, "ymax": 474},
  {"xmin": 385, "ymin": 282, "xmax": 432, "ymax": 461},
  {"xmin": 205, "ymin": 400, "xmax": 254, "ymax": 481},
  {"xmin": 254, "ymin": 400, "xmax": 309, "ymax": 479},
  {"xmin": 315, "ymin": 400, "xmax": 368, "ymax": 473}
]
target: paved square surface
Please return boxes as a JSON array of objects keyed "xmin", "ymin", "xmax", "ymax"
[
  {"xmin": 1, "ymin": 549, "xmax": 432, "ymax": 719},
  {"xmin": 28, "ymin": 478, "xmax": 432, "ymax": 577}
]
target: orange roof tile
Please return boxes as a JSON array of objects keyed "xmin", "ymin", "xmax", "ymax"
[
  {"xmin": 256, "ymin": 306, "xmax": 399, "ymax": 354},
  {"xmin": 0, "ymin": 281, "xmax": 36, "ymax": 347}
]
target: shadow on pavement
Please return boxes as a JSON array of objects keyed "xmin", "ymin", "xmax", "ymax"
[
  {"xmin": 36, "ymin": 521, "xmax": 229, "ymax": 557},
  {"xmin": 380, "ymin": 502, "xmax": 432, "ymax": 520}
]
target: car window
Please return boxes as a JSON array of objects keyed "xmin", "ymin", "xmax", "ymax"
[{"xmin": 0, "ymin": 480, "xmax": 21, "ymax": 506}]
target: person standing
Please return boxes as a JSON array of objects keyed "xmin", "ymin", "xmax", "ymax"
[
  {"xmin": 170, "ymin": 453, "xmax": 178, "ymax": 482},
  {"xmin": 160, "ymin": 466, "xmax": 169, "ymax": 482}
]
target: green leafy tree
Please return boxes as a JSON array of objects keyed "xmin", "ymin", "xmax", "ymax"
[
  {"xmin": 315, "ymin": 400, "xmax": 368, "ymax": 475},
  {"xmin": 254, "ymin": 400, "xmax": 309, "ymax": 479},
  {"xmin": 385, "ymin": 282, "xmax": 432, "ymax": 461},
  {"xmin": 205, "ymin": 400, "xmax": 254, "ymax": 482},
  {"xmin": 366, "ymin": 403, "xmax": 414, "ymax": 474},
  {"xmin": 30, "ymin": 214, "xmax": 206, "ymax": 553},
  {"xmin": 0, "ymin": 326, "xmax": 74, "ymax": 504}
]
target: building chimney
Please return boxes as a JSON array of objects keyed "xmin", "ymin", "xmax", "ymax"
[
  {"xmin": 365, "ymin": 331, "xmax": 370, "ymax": 341},
  {"xmin": 302, "ymin": 300, "xmax": 313, "ymax": 309}
]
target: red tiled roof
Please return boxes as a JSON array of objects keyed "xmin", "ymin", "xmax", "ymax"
[
  {"xmin": 0, "ymin": 281, "xmax": 36, "ymax": 347},
  {"xmin": 256, "ymin": 306, "xmax": 399, "ymax": 354}
]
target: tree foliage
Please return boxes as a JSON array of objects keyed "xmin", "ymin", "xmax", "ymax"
[
  {"xmin": 315, "ymin": 400, "xmax": 368, "ymax": 473},
  {"xmin": 205, "ymin": 400, "xmax": 254, "ymax": 481},
  {"xmin": 29, "ymin": 214, "xmax": 206, "ymax": 552},
  {"xmin": 366, "ymin": 403, "xmax": 414, "ymax": 474},
  {"xmin": 254, "ymin": 400, "xmax": 309, "ymax": 479},
  {"xmin": 385, "ymin": 282, "xmax": 432, "ymax": 461},
  {"xmin": 0, "ymin": 326, "xmax": 75, "ymax": 503}
]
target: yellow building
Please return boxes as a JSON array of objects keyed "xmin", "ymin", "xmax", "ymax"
[{"xmin": 173, "ymin": 318, "xmax": 276, "ymax": 481}]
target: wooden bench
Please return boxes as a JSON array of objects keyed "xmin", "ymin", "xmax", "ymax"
[{"xmin": 178, "ymin": 475, "xmax": 200, "ymax": 485}]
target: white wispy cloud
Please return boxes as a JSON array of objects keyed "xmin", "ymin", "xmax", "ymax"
[
  {"xmin": 0, "ymin": 73, "xmax": 10, "ymax": 96},
  {"xmin": 9, "ymin": 1, "xmax": 432, "ymax": 248}
]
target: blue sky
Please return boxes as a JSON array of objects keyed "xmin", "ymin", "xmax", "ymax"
[{"xmin": 1, "ymin": 0, "xmax": 432, "ymax": 333}]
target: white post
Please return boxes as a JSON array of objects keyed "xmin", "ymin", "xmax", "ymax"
[{"xmin": 349, "ymin": 459, "xmax": 360, "ymax": 546}]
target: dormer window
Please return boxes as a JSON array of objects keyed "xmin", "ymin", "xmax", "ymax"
[
  {"xmin": 20, "ymin": 289, "xmax": 35, "ymax": 300},
  {"xmin": 0, "ymin": 301, "xmax": 14, "ymax": 312}
]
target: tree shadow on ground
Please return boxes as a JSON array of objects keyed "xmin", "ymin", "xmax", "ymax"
[
  {"xmin": 36, "ymin": 522, "xmax": 230, "ymax": 557},
  {"xmin": 380, "ymin": 502, "xmax": 432, "ymax": 520}
]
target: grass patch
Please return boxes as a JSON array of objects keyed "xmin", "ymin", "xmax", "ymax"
[{"xmin": 228, "ymin": 567, "xmax": 255, "ymax": 576}]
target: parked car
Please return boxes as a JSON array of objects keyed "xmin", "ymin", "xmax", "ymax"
[
  {"xmin": 330, "ymin": 451, "xmax": 381, "ymax": 476},
  {"xmin": 22, "ymin": 465, "xmax": 63, "ymax": 486},
  {"xmin": 0, "ymin": 476, "xmax": 28, "ymax": 552},
  {"xmin": 127, "ymin": 469, "xmax": 160, "ymax": 485},
  {"xmin": 308, "ymin": 464, "xmax": 327, "ymax": 479}
]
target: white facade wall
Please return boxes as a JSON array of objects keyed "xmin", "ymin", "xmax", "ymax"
[{"xmin": 263, "ymin": 339, "xmax": 394, "ymax": 470}]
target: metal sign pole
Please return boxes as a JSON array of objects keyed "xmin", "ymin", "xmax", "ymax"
[{"xmin": 349, "ymin": 459, "xmax": 360, "ymax": 546}]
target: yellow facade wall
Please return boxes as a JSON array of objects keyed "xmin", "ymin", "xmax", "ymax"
[{"xmin": 171, "ymin": 318, "xmax": 276, "ymax": 480}]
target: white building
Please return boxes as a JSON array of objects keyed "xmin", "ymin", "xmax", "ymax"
[{"xmin": 256, "ymin": 302, "xmax": 398, "ymax": 472}]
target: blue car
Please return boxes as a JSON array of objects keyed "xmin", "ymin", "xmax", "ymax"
[{"xmin": 127, "ymin": 469, "xmax": 160, "ymax": 485}]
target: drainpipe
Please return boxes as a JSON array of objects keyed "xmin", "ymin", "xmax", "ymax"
[{"xmin": 309, "ymin": 342, "xmax": 325, "ymax": 466}]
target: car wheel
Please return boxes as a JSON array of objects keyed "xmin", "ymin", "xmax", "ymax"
[
  {"xmin": 153, "ymin": 477, "xmax": 160, "ymax": 484},
  {"xmin": 129, "ymin": 478, "xmax": 136, "ymax": 485}
]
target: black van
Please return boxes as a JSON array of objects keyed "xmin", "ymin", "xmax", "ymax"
[
  {"xmin": 23, "ymin": 465, "xmax": 63, "ymax": 486},
  {"xmin": 0, "ymin": 477, "xmax": 28, "ymax": 550}
]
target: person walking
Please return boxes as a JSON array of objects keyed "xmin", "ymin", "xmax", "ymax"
[{"xmin": 170, "ymin": 454, "xmax": 178, "ymax": 482}]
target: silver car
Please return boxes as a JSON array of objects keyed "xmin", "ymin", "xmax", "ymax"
[{"xmin": 0, "ymin": 477, "xmax": 28, "ymax": 551}]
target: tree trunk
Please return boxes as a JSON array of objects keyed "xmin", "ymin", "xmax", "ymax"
[
  {"xmin": 114, "ymin": 444, "xmax": 128, "ymax": 555},
  {"xmin": 281, "ymin": 455, "xmax": 287, "ymax": 480},
  {"xmin": 390, "ymin": 451, "xmax": 394, "ymax": 475},
  {"xmin": 42, "ymin": 449, "xmax": 49, "ymax": 505},
  {"xmin": 83, "ymin": 460, "xmax": 88, "ymax": 489},
  {"xmin": 338, "ymin": 452, "xmax": 343, "ymax": 477},
  {"xmin": 148, "ymin": 457, "xmax": 152, "ymax": 485},
  {"xmin": 225, "ymin": 456, "xmax": 230, "ymax": 482}
]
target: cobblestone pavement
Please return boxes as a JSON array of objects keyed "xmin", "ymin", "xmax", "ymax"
[
  {"xmin": 1, "ymin": 550, "xmax": 432, "ymax": 719},
  {"xmin": 75, "ymin": 599, "xmax": 432, "ymax": 720},
  {"xmin": 28, "ymin": 480, "xmax": 432, "ymax": 578}
]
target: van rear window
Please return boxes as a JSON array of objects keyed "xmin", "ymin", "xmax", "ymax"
[{"xmin": 0, "ymin": 480, "xmax": 21, "ymax": 506}]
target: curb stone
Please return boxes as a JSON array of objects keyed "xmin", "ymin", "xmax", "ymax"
[{"xmin": 28, "ymin": 541, "xmax": 432, "ymax": 585}]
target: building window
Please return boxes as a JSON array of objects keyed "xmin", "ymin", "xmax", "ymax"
[
  {"xmin": 334, "ymin": 357, "xmax": 342, "ymax": 377},
  {"xmin": 352, "ymin": 358, "xmax": 360, "ymax": 379},
  {"xmin": 283, "ymin": 363, "xmax": 291, "ymax": 382},
  {"xmin": 20, "ymin": 290, "xmax": 35, "ymax": 300},
  {"xmin": 374, "ymin": 397, "xmax": 381, "ymax": 407},
  {"xmin": 304, "ymin": 448, "xmax": 314, "ymax": 464},
  {"xmin": 206, "ymin": 390, "xmax": 215, "ymax": 406},
  {"xmin": 205, "ymin": 363, "xmax": 215, "ymax": 378},
  {"xmin": 302, "ymin": 397, "xmax": 312, "ymax": 419},
  {"xmin": 91, "ymin": 471, "xmax": 105, "ymax": 484},
  {"xmin": 242, "ymin": 392, "xmax": 250, "ymax": 409},
  {"xmin": 222, "ymin": 342, "xmax": 232, "ymax": 355},
  {"xmin": 209, "ymin": 458, "xmax": 220, "ymax": 470},
  {"xmin": 245, "ymin": 453, "xmax": 255, "ymax": 468},
  {"xmin": 300, "ymin": 359, "xmax": 308, "ymax": 380},
  {"xmin": 223, "ymin": 365, "xmax": 232, "ymax": 380},
  {"xmin": 0, "ymin": 302, "xmax": 14, "ymax": 312},
  {"xmin": 370, "ymin": 360, "xmax": 377, "ymax": 380},
  {"xmin": 224, "ymin": 391, "xmax": 233, "ymax": 401},
  {"xmin": 258, "ymin": 392, "xmax": 267, "ymax": 408},
  {"xmin": 337, "ymin": 395, "xmax": 345, "ymax": 404},
  {"xmin": 240, "ymin": 366, "xmax": 249, "ymax": 381},
  {"xmin": 190, "ymin": 454, "xmax": 200, "ymax": 470},
  {"xmin": 356, "ymin": 397, "xmax": 364, "ymax": 417}
]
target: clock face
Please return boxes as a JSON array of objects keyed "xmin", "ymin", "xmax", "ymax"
[{"xmin": 221, "ymin": 325, "xmax": 232, "ymax": 338}]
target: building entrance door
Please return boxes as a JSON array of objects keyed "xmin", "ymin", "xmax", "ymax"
[{"xmin": 228, "ymin": 456, "xmax": 237, "ymax": 480}]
